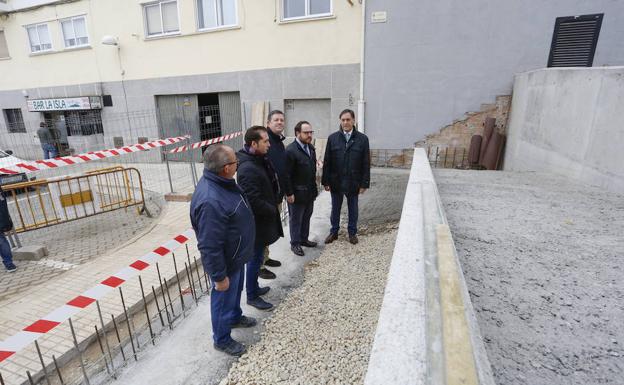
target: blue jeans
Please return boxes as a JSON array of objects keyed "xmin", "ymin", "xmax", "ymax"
[
  {"xmin": 330, "ymin": 192, "xmax": 359, "ymax": 236},
  {"xmin": 246, "ymin": 244, "xmax": 265, "ymax": 300},
  {"xmin": 210, "ymin": 268, "xmax": 244, "ymax": 345},
  {"xmin": 0, "ymin": 233, "xmax": 14, "ymax": 269},
  {"xmin": 42, "ymin": 144, "xmax": 58, "ymax": 159}
]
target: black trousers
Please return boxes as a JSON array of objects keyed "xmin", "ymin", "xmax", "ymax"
[{"xmin": 288, "ymin": 201, "xmax": 314, "ymax": 246}]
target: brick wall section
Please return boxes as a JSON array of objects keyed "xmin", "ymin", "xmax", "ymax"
[{"xmin": 415, "ymin": 95, "xmax": 511, "ymax": 150}]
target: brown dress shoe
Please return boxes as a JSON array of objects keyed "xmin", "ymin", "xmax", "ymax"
[
  {"xmin": 324, "ymin": 233, "xmax": 338, "ymax": 244},
  {"xmin": 348, "ymin": 235, "xmax": 359, "ymax": 244}
]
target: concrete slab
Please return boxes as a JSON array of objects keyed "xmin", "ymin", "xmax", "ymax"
[
  {"xmin": 11, "ymin": 245, "xmax": 48, "ymax": 261},
  {"xmin": 436, "ymin": 169, "xmax": 624, "ymax": 385}
]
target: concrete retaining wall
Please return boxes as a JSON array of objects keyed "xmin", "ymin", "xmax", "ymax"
[
  {"xmin": 504, "ymin": 67, "xmax": 624, "ymax": 193},
  {"xmin": 365, "ymin": 148, "xmax": 494, "ymax": 385}
]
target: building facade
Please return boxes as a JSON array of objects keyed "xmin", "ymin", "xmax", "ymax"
[
  {"xmin": 2, "ymin": 0, "xmax": 624, "ymax": 157},
  {"xmin": 0, "ymin": 0, "xmax": 362, "ymax": 159}
]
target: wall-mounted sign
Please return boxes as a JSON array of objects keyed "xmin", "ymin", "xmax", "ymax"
[
  {"xmin": 27, "ymin": 96, "xmax": 103, "ymax": 112},
  {"xmin": 371, "ymin": 11, "xmax": 387, "ymax": 23}
]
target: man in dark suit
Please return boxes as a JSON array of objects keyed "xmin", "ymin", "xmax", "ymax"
[
  {"xmin": 261, "ymin": 110, "xmax": 287, "ymax": 278},
  {"xmin": 284, "ymin": 121, "xmax": 318, "ymax": 256},
  {"xmin": 321, "ymin": 109, "xmax": 370, "ymax": 245},
  {"xmin": 237, "ymin": 126, "xmax": 284, "ymax": 311}
]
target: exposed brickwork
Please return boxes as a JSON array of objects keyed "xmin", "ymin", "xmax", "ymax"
[{"xmin": 415, "ymin": 95, "xmax": 511, "ymax": 150}]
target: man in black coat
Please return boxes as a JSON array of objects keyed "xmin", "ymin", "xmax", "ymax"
[
  {"xmin": 260, "ymin": 110, "xmax": 287, "ymax": 278},
  {"xmin": 237, "ymin": 126, "xmax": 284, "ymax": 311},
  {"xmin": 321, "ymin": 109, "xmax": 370, "ymax": 245},
  {"xmin": 0, "ymin": 186, "xmax": 17, "ymax": 272},
  {"xmin": 284, "ymin": 121, "xmax": 318, "ymax": 256}
]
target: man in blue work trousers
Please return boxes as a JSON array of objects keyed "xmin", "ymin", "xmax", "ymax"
[
  {"xmin": 190, "ymin": 144, "xmax": 257, "ymax": 357},
  {"xmin": 0, "ymin": 186, "xmax": 17, "ymax": 272}
]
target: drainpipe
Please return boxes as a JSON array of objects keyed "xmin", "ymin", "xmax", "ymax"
[{"xmin": 357, "ymin": 0, "xmax": 366, "ymax": 133}]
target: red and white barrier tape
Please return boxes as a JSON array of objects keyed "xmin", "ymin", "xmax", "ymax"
[
  {"xmin": 0, "ymin": 136, "xmax": 188, "ymax": 175},
  {"xmin": 0, "ymin": 228, "xmax": 195, "ymax": 363},
  {"xmin": 168, "ymin": 131, "xmax": 243, "ymax": 154}
]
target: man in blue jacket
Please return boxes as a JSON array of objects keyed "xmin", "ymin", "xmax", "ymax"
[
  {"xmin": 190, "ymin": 144, "xmax": 257, "ymax": 357},
  {"xmin": 0, "ymin": 186, "xmax": 17, "ymax": 272}
]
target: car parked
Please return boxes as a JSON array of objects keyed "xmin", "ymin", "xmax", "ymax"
[{"xmin": 0, "ymin": 150, "xmax": 29, "ymax": 187}]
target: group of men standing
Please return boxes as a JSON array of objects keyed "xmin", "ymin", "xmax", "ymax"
[{"xmin": 190, "ymin": 109, "xmax": 370, "ymax": 356}]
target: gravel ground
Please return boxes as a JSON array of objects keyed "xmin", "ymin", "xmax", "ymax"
[
  {"xmin": 221, "ymin": 225, "xmax": 398, "ymax": 385},
  {"xmin": 435, "ymin": 169, "xmax": 624, "ymax": 385}
]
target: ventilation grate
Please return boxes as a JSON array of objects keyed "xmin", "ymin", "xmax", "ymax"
[{"xmin": 547, "ymin": 14, "xmax": 603, "ymax": 67}]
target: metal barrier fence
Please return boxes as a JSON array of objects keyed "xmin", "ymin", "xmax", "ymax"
[
  {"xmin": 2, "ymin": 167, "xmax": 147, "ymax": 234},
  {"xmin": 0, "ymin": 107, "xmax": 246, "ymax": 197}
]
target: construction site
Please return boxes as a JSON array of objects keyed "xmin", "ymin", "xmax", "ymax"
[{"xmin": 1, "ymin": 1, "xmax": 624, "ymax": 384}]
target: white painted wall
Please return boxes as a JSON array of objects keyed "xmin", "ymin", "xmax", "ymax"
[
  {"xmin": 504, "ymin": 67, "xmax": 624, "ymax": 193},
  {"xmin": 0, "ymin": 0, "xmax": 361, "ymax": 90}
]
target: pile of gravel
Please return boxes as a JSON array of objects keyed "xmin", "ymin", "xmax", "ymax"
[{"xmin": 221, "ymin": 225, "xmax": 398, "ymax": 385}]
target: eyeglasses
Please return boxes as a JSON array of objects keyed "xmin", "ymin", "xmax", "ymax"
[{"xmin": 223, "ymin": 160, "xmax": 239, "ymax": 168}]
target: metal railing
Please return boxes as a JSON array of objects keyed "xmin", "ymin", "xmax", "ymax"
[
  {"xmin": 2, "ymin": 167, "xmax": 148, "ymax": 233},
  {"xmin": 370, "ymin": 149, "xmax": 414, "ymax": 169},
  {"xmin": 425, "ymin": 146, "xmax": 468, "ymax": 169}
]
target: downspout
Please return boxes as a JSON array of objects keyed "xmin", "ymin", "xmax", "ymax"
[{"xmin": 357, "ymin": 0, "xmax": 366, "ymax": 133}]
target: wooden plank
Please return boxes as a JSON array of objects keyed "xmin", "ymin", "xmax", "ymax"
[{"xmin": 437, "ymin": 224, "xmax": 479, "ymax": 385}]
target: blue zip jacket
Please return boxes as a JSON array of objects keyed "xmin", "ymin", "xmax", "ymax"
[{"xmin": 190, "ymin": 169, "xmax": 255, "ymax": 283}]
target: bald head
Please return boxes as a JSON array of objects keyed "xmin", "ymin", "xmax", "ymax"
[{"xmin": 203, "ymin": 144, "xmax": 236, "ymax": 177}]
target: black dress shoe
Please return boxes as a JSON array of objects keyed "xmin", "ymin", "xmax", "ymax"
[
  {"xmin": 259, "ymin": 268, "xmax": 276, "ymax": 280},
  {"xmin": 257, "ymin": 286, "xmax": 270, "ymax": 296},
  {"xmin": 231, "ymin": 315, "xmax": 257, "ymax": 329},
  {"xmin": 324, "ymin": 233, "xmax": 338, "ymax": 244},
  {"xmin": 214, "ymin": 340, "xmax": 247, "ymax": 356},
  {"xmin": 247, "ymin": 297, "xmax": 274, "ymax": 311},
  {"xmin": 301, "ymin": 240, "xmax": 318, "ymax": 247},
  {"xmin": 349, "ymin": 235, "xmax": 359, "ymax": 244},
  {"xmin": 291, "ymin": 245, "xmax": 305, "ymax": 256},
  {"xmin": 265, "ymin": 258, "xmax": 282, "ymax": 267}
]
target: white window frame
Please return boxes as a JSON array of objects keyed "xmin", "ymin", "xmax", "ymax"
[
  {"xmin": 25, "ymin": 23, "xmax": 53, "ymax": 53},
  {"xmin": 196, "ymin": 0, "xmax": 239, "ymax": 32},
  {"xmin": 60, "ymin": 15, "xmax": 90, "ymax": 49},
  {"xmin": 281, "ymin": 0, "xmax": 333, "ymax": 22},
  {"xmin": 0, "ymin": 29, "xmax": 10, "ymax": 59},
  {"xmin": 143, "ymin": 0, "xmax": 181, "ymax": 38}
]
